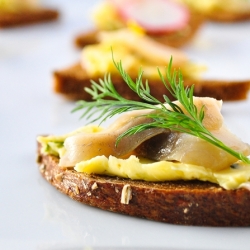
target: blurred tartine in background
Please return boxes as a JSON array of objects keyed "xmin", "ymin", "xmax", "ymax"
[
  {"xmin": 177, "ymin": 0, "xmax": 250, "ymax": 22},
  {"xmin": 54, "ymin": 28, "xmax": 250, "ymax": 102},
  {"xmin": 0, "ymin": 0, "xmax": 59, "ymax": 28},
  {"xmin": 74, "ymin": 0, "xmax": 205, "ymax": 48}
]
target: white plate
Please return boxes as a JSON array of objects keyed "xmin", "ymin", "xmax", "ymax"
[{"xmin": 0, "ymin": 1, "xmax": 250, "ymax": 249}]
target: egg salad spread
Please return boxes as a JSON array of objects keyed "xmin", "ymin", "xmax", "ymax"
[
  {"xmin": 178, "ymin": 0, "xmax": 250, "ymax": 15},
  {"xmin": 91, "ymin": 1, "xmax": 125, "ymax": 31},
  {"xmin": 81, "ymin": 29, "xmax": 204, "ymax": 80},
  {"xmin": 0, "ymin": 0, "xmax": 39, "ymax": 11}
]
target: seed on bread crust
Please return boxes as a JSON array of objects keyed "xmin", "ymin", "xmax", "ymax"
[
  {"xmin": 55, "ymin": 173, "xmax": 63, "ymax": 182},
  {"xmin": 39, "ymin": 164, "xmax": 46, "ymax": 173},
  {"xmin": 121, "ymin": 184, "xmax": 132, "ymax": 204},
  {"xmin": 91, "ymin": 182, "xmax": 98, "ymax": 190}
]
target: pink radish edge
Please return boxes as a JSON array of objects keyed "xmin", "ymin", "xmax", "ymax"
[{"xmin": 111, "ymin": 0, "xmax": 190, "ymax": 34}]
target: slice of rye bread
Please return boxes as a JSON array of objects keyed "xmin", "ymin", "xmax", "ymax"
[
  {"xmin": 53, "ymin": 63, "xmax": 250, "ymax": 102},
  {"xmin": 0, "ymin": 8, "xmax": 59, "ymax": 28},
  {"xmin": 74, "ymin": 11, "xmax": 205, "ymax": 48},
  {"xmin": 198, "ymin": 10, "xmax": 250, "ymax": 23},
  {"xmin": 37, "ymin": 142, "xmax": 250, "ymax": 226}
]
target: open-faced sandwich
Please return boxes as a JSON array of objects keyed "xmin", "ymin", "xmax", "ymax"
[
  {"xmin": 177, "ymin": 0, "xmax": 250, "ymax": 22},
  {"xmin": 54, "ymin": 29, "xmax": 250, "ymax": 102},
  {"xmin": 0, "ymin": 0, "xmax": 59, "ymax": 28},
  {"xmin": 74, "ymin": 0, "xmax": 204, "ymax": 48},
  {"xmin": 38, "ymin": 59, "xmax": 250, "ymax": 226}
]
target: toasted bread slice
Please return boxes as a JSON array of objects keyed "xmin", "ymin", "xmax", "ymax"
[
  {"xmin": 37, "ymin": 141, "xmax": 250, "ymax": 226},
  {"xmin": 74, "ymin": 10, "xmax": 204, "ymax": 48},
  {"xmin": 53, "ymin": 63, "xmax": 250, "ymax": 102},
  {"xmin": 0, "ymin": 8, "xmax": 59, "ymax": 28},
  {"xmin": 205, "ymin": 11, "xmax": 250, "ymax": 22}
]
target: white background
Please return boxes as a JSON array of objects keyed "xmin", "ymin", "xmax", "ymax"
[{"xmin": 1, "ymin": 0, "xmax": 250, "ymax": 249}]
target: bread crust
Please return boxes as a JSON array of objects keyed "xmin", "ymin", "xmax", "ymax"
[
  {"xmin": 201, "ymin": 10, "xmax": 250, "ymax": 22},
  {"xmin": 37, "ymin": 142, "xmax": 250, "ymax": 226},
  {"xmin": 53, "ymin": 63, "xmax": 250, "ymax": 102},
  {"xmin": 74, "ymin": 11, "xmax": 204, "ymax": 48},
  {"xmin": 0, "ymin": 8, "xmax": 59, "ymax": 28}
]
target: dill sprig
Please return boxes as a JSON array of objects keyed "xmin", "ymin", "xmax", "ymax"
[{"xmin": 72, "ymin": 57, "xmax": 250, "ymax": 164}]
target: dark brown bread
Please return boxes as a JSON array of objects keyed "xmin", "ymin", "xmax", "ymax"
[
  {"xmin": 53, "ymin": 63, "xmax": 250, "ymax": 102},
  {"xmin": 37, "ymin": 142, "xmax": 250, "ymax": 226},
  {"xmin": 0, "ymin": 8, "xmax": 59, "ymax": 28},
  {"xmin": 197, "ymin": 10, "xmax": 250, "ymax": 22},
  {"xmin": 74, "ymin": 11, "xmax": 204, "ymax": 48}
]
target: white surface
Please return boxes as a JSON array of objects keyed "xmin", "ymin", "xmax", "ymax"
[{"xmin": 1, "ymin": 1, "xmax": 250, "ymax": 249}]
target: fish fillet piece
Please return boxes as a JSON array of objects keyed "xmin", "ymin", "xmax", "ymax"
[
  {"xmin": 59, "ymin": 97, "xmax": 250, "ymax": 170},
  {"xmin": 59, "ymin": 110, "xmax": 166, "ymax": 166},
  {"xmin": 135, "ymin": 129, "xmax": 250, "ymax": 171}
]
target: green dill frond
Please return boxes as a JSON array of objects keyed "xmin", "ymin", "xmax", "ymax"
[{"xmin": 72, "ymin": 55, "xmax": 250, "ymax": 164}]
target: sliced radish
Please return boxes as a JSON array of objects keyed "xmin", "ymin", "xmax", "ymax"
[{"xmin": 111, "ymin": 0, "xmax": 190, "ymax": 34}]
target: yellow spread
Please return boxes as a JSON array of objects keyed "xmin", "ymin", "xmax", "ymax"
[
  {"xmin": 81, "ymin": 29, "xmax": 204, "ymax": 80},
  {"xmin": 91, "ymin": 1, "xmax": 125, "ymax": 31},
  {"xmin": 75, "ymin": 155, "xmax": 250, "ymax": 190},
  {"xmin": 0, "ymin": 0, "xmax": 39, "ymax": 11},
  {"xmin": 38, "ymin": 125, "xmax": 250, "ymax": 190},
  {"xmin": 178, "ymin": 0, "xmax": 250, "ymax": 14}
]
